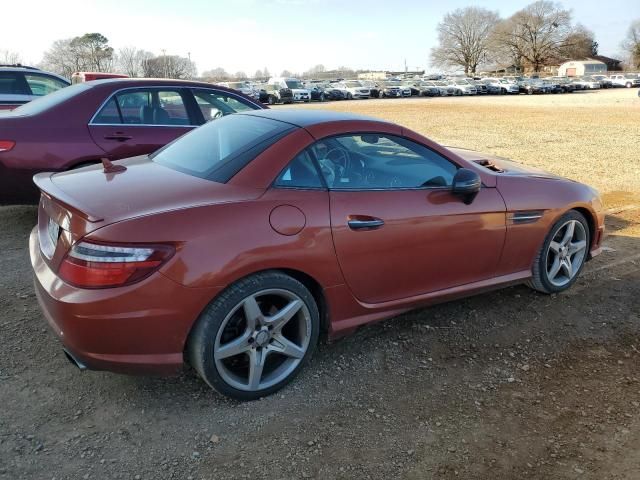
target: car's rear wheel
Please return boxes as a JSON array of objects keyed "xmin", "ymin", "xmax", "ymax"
[
  {"xmin": 347, "ymin": 92, "xmax": 353, "ymax": 100},
  {"xmin": 267, "ymin": 95, "xmax": 276, "ymax": 105},
  {"xmin": 187, "ymin": 271, "xmax": 319, "ymax": 400},
  {"xmin": 528, "ymin": 210, "xmax": 590, "ymax": 294}
]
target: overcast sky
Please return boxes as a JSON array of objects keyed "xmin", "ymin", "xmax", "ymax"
[{"xmin": 2, "ymin": 0, "xmax": 638, "ymax": 75}]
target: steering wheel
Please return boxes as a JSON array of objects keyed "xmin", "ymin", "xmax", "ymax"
[{"xmin": 325, "ymin": 148, "xmax": 351, "ymax": 178}]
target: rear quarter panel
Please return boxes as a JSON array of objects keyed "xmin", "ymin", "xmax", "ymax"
[{"xmin": 82, "ymin": 191, "xmax": 345, "ymax": 292}]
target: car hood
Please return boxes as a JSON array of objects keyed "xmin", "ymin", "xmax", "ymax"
[
  {"xmin": 33, "ymin": 155, "xmax": 263, "ymax": 231},
  {"xmin": 447, "ymin": 147, "xmax": 563, "ymax": 179}
]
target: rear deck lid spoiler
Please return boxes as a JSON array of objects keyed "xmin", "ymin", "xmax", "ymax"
[{"xmin": 33, "ymin": 172, "xmax": 104, "ymax": 223}]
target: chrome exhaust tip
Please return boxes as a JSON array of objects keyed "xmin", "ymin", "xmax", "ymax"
[{"xmin": 63, "ymin": 349, "xmax": 87, "ymax": 370}]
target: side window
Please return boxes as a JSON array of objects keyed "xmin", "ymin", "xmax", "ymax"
[
  {"xmin": 192, "ymin": 89, "xmax": 255, "ymax": 123},
  {"xmin": 274, "ymin": 150, "xmax": 324, "ymax": 189},
  {"xmin": 24, "ymin": 74, "xmax": 68, "ymax": 96},
  {"xmin": 92, "ymin": 98, "xmax": 121, "ymax": 124},
  {"xmin": 0, "ymin": 72, "xmax": 28, "ymax": 95},
  {"xmin": 311, "ymin": 134, "xmax": 458, "ymax": 190},
  {"xmin": 102, "ymin": 90, "xmax": 190, "ymax": 125},
  {"xmin": 115, "ymin": 90, "xmax": 151, "ymax": 124},
  {"xmin": 158, "ymin": 91, "xmax": 189, "ymax": 125}
]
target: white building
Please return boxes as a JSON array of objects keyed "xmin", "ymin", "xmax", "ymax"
[{"xmin": 558, "ymin": 60, "xmax": 607, "ymax": 77}]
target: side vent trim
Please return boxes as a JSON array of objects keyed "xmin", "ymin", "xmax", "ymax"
[{"xmin": 509, "ymin": 210, "xmax": 544, "ymax": 225}]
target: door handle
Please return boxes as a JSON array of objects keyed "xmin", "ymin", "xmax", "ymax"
[
  {"xmin": 347, "ymin": 218, "xmax": 384, "ymax": 230},
  {"xmin": 104, "ymin": 133, "xmax": 132, "ymax": 142}
]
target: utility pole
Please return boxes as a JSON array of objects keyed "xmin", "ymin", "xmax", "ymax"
[
  {"xmin": 187, "ymin": 52, "xmax": 192, "ymax": 79},
  {"xmin": 161, "ymin": 49, "xmax": 167, "ymax": 78}
]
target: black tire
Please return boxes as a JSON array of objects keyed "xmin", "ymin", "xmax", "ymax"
[
  {"xmin": 187, "ymin": 271, "xmax": 320, "ymax": 401},
  {"xmin": 528, "ymin": 210, "xmax": 590, "ymax": 294},
  {"xmin": 626, "ymin": 82, "xmax": 632, "ymax": 88},
  {"xmin": 347, "ymin": 92, "xmax": 353, "ymax": 100}
]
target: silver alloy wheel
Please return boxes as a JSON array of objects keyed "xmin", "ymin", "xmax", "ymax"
[
  {"xmin": 545, "ymin": 219, "xmax": 587, "ymax": 287},
  {"xmin": 213, "ymin": 289, "xmax": 312, "ymax": 392}
]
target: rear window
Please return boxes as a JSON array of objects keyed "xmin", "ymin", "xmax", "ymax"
[
  {"xmin": 12, "ymin": 83, "xmax": 90, "ymax": 115},
  {"xmin": 0, "ymin": 72, "xmax": 27, "ymax": 95},
  {"xmin": 152, "ymin": 114, "xmax": 295, "ymax": 182}
]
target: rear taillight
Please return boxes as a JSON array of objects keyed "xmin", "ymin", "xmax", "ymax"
[
  {"xmin": 0, "ymin": 140, "xmax": 15, "ymax": 152},
  {"xmin": 58, "ymin": 241, "xmax": 174, "ymax": 288}
]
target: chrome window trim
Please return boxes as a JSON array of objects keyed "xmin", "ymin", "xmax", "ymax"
[
  {"xmin": 88, "ymin": 85, "xmax": 262, "ymax": 127},
  {"xmin": 87, "ymin": 123, "xmax": 196, "ymax": 128}
]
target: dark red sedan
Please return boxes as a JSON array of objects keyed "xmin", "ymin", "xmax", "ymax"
[
  {"xmin": 0, "ymin": 78, "xmax": 264, "ymax": 203},
  {"xmin": 30, "ymin": 110, "xmax": 604, "ymax": 400}
]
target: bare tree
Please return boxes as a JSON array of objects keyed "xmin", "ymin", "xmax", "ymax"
[
  {"xmin": 621, "ymin": 19, "xmax": 640, "ymax": 69},
  {"xmin": 40, "ymin": 38, "xmax": 84, "ymax": 78},
  {"xmin": 494, "ymin": 1, "xmax": 573, "ymax": 73},
  {"xmin": 280, "ymin": 69, "xmax": 293, "ymax": 77},
  {"xmin": 559, "ymin": 25, "xmax": 598, "ymax": 59},
  {"xmin": 303, "ymin": 64, "xmax": 326, "ymax": 77},
  {"xmin": 40, "ymin": 33, "xmax": 115, "ymax": 78},
  {"xmin": 201, "ymin": 67, "xmax": 231, "ymax": 82},
  {"xmin": 142, "ymin": 54, "xmax": 196, "ymax": 79},
  {"xmin": 117, "ymin": 47, "xmax": 153, "ymax": 77},
  {"xmin": 0, "ymin": 50, "xmax": 22, "ymax": 65},
  {"xmin": 430, "ymin": 7, "xmax": 500, "ymax": 75},
  {"xmin": 233, "ymin": 71, "xmax": 247, "ymax": 80}
]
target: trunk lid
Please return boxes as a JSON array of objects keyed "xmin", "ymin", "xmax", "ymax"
[{"xmin": 34, "ymin": 155, "xmax": 264, "ymax": 235}]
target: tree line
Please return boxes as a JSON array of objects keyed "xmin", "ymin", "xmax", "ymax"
[
  {"xmin": 3, "ymin": 8, "xmax": 639, "ymax": 80},
  {"xmin": 32, "ymin": 33, "xmax": 196, "ymax": 80},
  {"xmin": 431, "ymin": 1, "xmax": 639, "ymax": 74}
]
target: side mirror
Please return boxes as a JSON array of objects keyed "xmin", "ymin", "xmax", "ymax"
[{"xmin": 452, "ymin": 168, "xmax": 481, "ymax": 204}]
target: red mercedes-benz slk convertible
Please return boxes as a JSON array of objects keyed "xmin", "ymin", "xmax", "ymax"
[{"xmin": 30, "ymin": 109, "xmax": 604, "ymax": 400}]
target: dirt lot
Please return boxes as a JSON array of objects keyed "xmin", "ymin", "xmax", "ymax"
[{"xmin": 1, "ymin": 89, "xmax": 639, "ymax": 480}]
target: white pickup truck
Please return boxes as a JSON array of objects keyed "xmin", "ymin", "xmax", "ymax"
[{"xmin": 609, "ymin": 74, "xmax": 640, "ymax": 88}]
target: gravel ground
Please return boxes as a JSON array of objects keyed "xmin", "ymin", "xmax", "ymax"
[{"xmin": 1, "ymin": 90, "xmax": 639, "ymax": 480}]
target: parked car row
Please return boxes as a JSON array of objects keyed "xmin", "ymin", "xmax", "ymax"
[{"xmin": 217, "ymin": 73, "xmax": 640, "ymax": 104}]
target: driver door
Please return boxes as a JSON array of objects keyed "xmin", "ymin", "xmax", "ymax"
[{"xmin": 315, "ymin": 134, "xmax": 506, "ymax": 304}]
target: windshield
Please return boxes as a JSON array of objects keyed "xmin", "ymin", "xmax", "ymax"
[
  {"xmin": 385, "ymin": 81, "xmax": 401, "ymax": 86},
  {"xmin": 152, "ymin": 114, "xmax": 294, "ymax": 182},
  {"xmin": 285, "ymin": 79, "xmax": 303, "ymax": 89},
  {"xmin": 345, "ymin": 81, "xmax": 361, "ymax": 88},
  {"xmin": 11, "ymin": 83, "xmax": 90, "ymax": 116}
]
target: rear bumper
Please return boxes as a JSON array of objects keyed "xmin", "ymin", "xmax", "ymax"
[{"xmin": 30, "ymin": 227, "xmax": 220, "ymax": 375}]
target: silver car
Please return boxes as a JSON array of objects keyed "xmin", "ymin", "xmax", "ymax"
[{"xmin": 0, "ymin": 65, "xmax": 69, "ymax": 110}]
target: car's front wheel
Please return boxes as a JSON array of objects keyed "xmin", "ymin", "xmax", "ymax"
[
  {"xmin": 528, "ymin": 210, "xmax": 590, "ymax": 294},
  {"xmin": 188, "ymin": 272, "xmax": 319, "ymax": 400}
]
